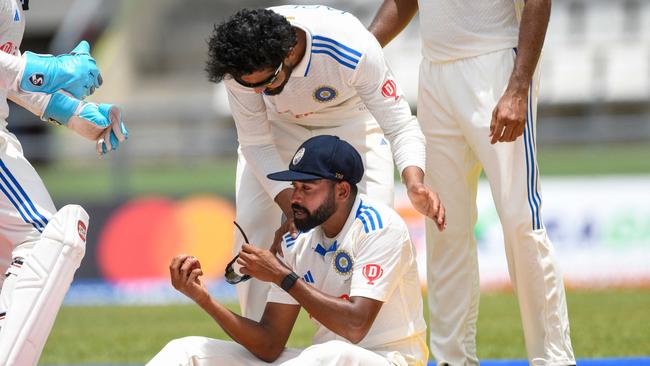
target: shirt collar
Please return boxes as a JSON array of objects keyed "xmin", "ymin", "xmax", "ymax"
[{"xmin": 287, "ymin": 22, "xmax": 312, "ymax": 78}]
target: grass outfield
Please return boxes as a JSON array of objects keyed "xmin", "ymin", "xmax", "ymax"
[
  {"xmin": 41, "ymin": 289, "xmax": 650, "ymax": 364},
  {"xmin": 37, "ymin": 143, "xmax": 650, "ymax": 202}
]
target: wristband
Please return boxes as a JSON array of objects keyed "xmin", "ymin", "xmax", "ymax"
[{"xmin": 280, "ymin": 271, "xmax": 299, "ymax": 292}]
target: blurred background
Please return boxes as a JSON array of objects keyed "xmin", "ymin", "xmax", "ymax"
[{"xmin": 7, "ymin": 0, "xmax": 648, "ymax": 363}]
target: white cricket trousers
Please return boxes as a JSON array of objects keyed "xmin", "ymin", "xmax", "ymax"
[
  {"xmin": 147, "ymin": 337, "xmax": 414, "ymax": 366},
  {"xmin": 418, "ymin": 49, "xmax": 575, "ymax": 366},
  {"xmin": 234, "ymin": 116, "xmax": 394, "ymax": 321},
  {"xmin": 0, "ymin": 129, "xmax": 55, "ymax": 325}
]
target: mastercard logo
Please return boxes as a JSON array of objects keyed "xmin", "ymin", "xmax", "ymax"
[{"xmin": 97, "ymin": 195, "xmax": 235, "ymax": 282}]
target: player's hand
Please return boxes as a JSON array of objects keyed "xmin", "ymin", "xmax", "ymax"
[
  {"xmin": 407, "ymin": 182, "xmax": 446, "ymax": 231},
  {"xmin": 237, "ymin": 244, "xmax": 290, "ymax": 284},
  {"xmin": 170, "ymin": 255, "xmax": 209, "ymax": 304},
  {"xmin": 20, "ymin": 40, "xmax": 102, "ymax": 99},
  {"xmin": 95, "ymin": 104, "xmax": 129, "ymax": 155},
  {"xmin": 489, "ymin": 88, "xmax": 527, "ymax": 144},
  {"xmin": 42, "ymin": 93, "xmax": 128, "ymax": 153},
  {"xmin": 270, "ymin": 215, "xmax": 297, "ymax": 257}
]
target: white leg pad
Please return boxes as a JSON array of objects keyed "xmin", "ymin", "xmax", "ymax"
[{"xmin": 0, "ymin": 205, "xmax": 88, "ymax": 366}]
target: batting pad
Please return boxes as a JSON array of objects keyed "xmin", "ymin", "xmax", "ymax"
[{"xmin": 0, "ymin": 205, "xmax": 88, "ymax": 366}]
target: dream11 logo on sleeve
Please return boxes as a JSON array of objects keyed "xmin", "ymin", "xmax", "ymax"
[
  {"xmin": 362, "ymin": 264, "xmax": 383, "ymax": 285},
  {"xmin": 381, "ymin": 79, "xmax": 399, "ymax": 101}
]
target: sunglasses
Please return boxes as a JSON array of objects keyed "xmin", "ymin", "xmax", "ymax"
[
  {"xmin": 224, "ymin": 221, "xmax": 252, "ymax": 285},
  {"xmin": 234, "ymin": 61, "xmax": 283, "ymax": 89}
]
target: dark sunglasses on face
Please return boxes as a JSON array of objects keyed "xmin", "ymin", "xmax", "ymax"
[
  {"xmin": 234, "ymin": 61, "xmax": 283, "ymax": 89},
  {"xmin": 224, "ymin": 221, "xmax": 252, "ymax": 285}
]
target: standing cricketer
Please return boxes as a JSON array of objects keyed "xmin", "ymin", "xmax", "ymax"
[
  {"xmin": 0, "ymin": 1, "xmax": 128, "ymax": 364},
  {"xmin": 206, "ymin": 5, "xmax": 445, "ymax": 321},
  {"xmin": 149, "ymin": 135, "xmax": 428, "ymax": 366},
  {"xmin": 369, "ymin": 0, "xmax": 575, "ymax": 365}
]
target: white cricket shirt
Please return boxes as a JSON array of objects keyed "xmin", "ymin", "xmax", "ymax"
[
  {"xmin": 225, "ymin": 5, "xmax": 426, "ymax": 199},
  {"xmin": 418, "ymin": 0, "xmax": 524, "ymax": 63},
  {"xmin": 0, "ymin": 0, "xmax": 49, "ymax": 128},
  {"xmin": 268, "ymin": 193, "xmax": 426, "ymax": 352}
]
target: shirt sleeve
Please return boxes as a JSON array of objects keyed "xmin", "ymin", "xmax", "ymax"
[
  {"xmin": 349, "ymin": 223, "xmax": 414, "ymax": 302},
  {"xmin": 224, "ymin": 80, "xmax": 292, "ymax": 199},
  {"xmin": 349, "ymin": 34, "xmax": 426, "ymax": 175},
  {"xmin": 0, "ymin": 51, "xmax": 24, "ymax": 91}
]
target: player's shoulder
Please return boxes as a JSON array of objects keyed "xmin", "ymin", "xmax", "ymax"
[
  {"xmin": 271, "ymin": 5, "xmax": 373, "ymax": 65},
  {"xmin": 353, "ymin": 195, "xmax": 405, "ymax": 236}
]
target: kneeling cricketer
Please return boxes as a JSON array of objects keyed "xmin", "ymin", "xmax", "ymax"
[{"xmin": 148, "ymin": 135, "xmax": 442, "ymax": 366}]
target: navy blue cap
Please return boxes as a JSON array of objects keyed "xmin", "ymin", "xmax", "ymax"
[{"xmin": 267, "ymin": 135, "xmax": 364, "ymax": 184}]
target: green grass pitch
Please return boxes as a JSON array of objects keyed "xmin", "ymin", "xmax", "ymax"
[{"xmin": 41, "ymin": 289, "xmax": 650, "ymax": 363}]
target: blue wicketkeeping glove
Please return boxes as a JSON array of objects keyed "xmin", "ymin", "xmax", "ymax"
[
  {"xmin": 96, "ymin": 104, "xmax": 128, "ymax": 155},
  {"xmin": 42, "ymin": 92, "xmax": 128, "ymax": 155},
  {"xmin": 20, "ymin": 41, "xmax": 102, "ymax": 99}
]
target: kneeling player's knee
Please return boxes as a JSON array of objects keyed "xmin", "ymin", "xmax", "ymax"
[{"xmin": 302, "ymin": 340, "xmax": 358, "ymax": 361}]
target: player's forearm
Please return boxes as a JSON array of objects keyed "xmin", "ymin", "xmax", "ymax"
[
  {"xmin": 195, "ymin": 295, "xmax": 279, "ymax": 361},
  {"xmin": 8, "ymin": 89, "xmax": 49, "ymax": 117},
  {"xmin": 286, "ymin": 281, "xmax": 373, "ymax": 343},
  {"xmin": 368, "ymin": 0, "xmax": 419, "ymax": 47},
  {"xmin": 509, "ymin": 0, "xmax": 551, "ymax": 93}
]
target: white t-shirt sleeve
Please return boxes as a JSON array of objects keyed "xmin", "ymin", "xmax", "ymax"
[
  {"xmin": 0, "ymin": 51, "xmax": 24, "ymax": 90},
  {"xmin": 349, "ymin": 225, "xmax": 412, "ymax": 302},
  {"xmin": 225, "ymin": 79, "xmax": 291, "ymax": 198},
  {"xmin": 349, "ymin": 35, "xmax": 426, "ymax": 175}
]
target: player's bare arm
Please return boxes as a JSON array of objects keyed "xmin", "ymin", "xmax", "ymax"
[
  {"xmin": 490, "ymin": 0, "xmax": 551, "ymax": 144},
  {"xmin": 238, "ymin": 244, "xmax": 383, "ymax": 344},
  {"xmin": 368, "ymin": 0, "xmax": 419, "ymax": 47},
  {"xmin": 169, "ymin": 254, "xmax": 299, "ymax": 362},
  {"xmin": 402, "ymin": 166, "xmax": 446, "ymax": 231}
]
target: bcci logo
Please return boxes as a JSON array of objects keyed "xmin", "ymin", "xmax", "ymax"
[
  {"xmin": 77, "ymin": 220, "xmax": 87, "ymax": 242},
  {"xmin": 333, "ymin": 250, "xmax": 353, "ymax": 275},
  {"xmin": 29, "ymin": 73, "xmax": 44, "ymax": 87},
  {"xmin": 313, "ymin": 86, "xmax": 337, "ymax": 103},
  {"xmin": 292, "ymin": 147, "xmax": 305, "ymax": 165}
]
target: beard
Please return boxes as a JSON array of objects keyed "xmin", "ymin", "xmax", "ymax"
[
  {"xmin": 263, "ymin": 64, "xmax": 294, "ymax": 96},
  {"xmin": 292, "ymin": 189, "xmax": 337, "ymax": 232}
]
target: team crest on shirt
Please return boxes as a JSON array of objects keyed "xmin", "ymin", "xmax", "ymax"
[
  {"xmin": 292, "ymin": 147, "xmax": 305, "ymax": 165},
  {"xmin": 313, "ymin": 85, "xmax": 337, "ymax": 103},
  {"xmin": 333, "ymin": 250, "xmax": 353, "ymax": 275},
  {"xmin": 380, "ymin": 79, "xmax": 399, "ymax": 101}
]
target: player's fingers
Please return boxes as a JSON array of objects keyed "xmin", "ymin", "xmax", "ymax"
[
  {"xmin": 170, "ymin": 255, "xmax": 189, "ymax": 272},
  {"xmin": 179, "ymin": 257, "xmax": 196, "ymax": 277},
  {"xmin": 501, "ymin": 125, "xmax": 516, "ymax": 142},
  {"xmin": 109, "ymin": 108, "xmax": 127, "ymax": 142},
  {"xmin": 187, "ymin": 268, "xmax": 203, "ymax": 285},
  {"xmin": 437, "ymin": 204, "xmax": 446, "ymax": 231},
  {"xmin": 490, "ymin": 118, "xmax": 505, "ymax": 144},
  {"xmin": 102, "ymin": 128, "xmax": 113, "ymax": 151},
  {"xmin": 514, "ymin": 122, "xmax": 526, "ymax": 141},
  {"xmin": 96, "ymin": 138, "xmax": 104, "ymax": 156},
  {"xmin": 489, "ymin": 107, "xmax": 498, "ymax": 137}
]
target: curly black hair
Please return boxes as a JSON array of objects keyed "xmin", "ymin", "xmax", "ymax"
[{"xmin": 206, "ymin": 8, "xmax": 297, "ymax": 83}]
